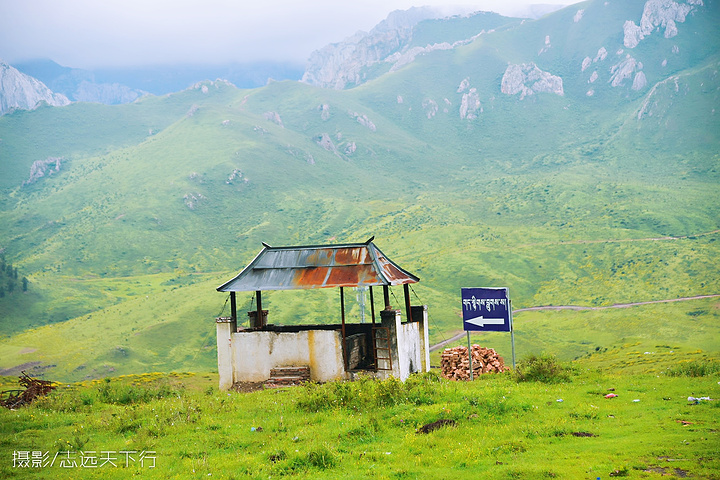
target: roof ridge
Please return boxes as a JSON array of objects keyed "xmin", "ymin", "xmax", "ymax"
[{"xmin": 259, "ymin": 240, "xmax": 374, "ymax": 250}]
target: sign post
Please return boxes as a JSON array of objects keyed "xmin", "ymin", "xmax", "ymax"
[
  {"xmin": 461, "ymin": 287, "xmax": 515, "ymax": 370},
  {"xmin": 467, "ymin": 330, "xmax": 473, "ymax": 381},
  {"xmin": 510, "ymin": 302, "xmax": 516, "ymax": 369}
]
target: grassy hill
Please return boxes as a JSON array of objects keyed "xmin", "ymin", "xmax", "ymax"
[{"xmin": 0, "ymin": 0, "xmax": 718, "ymax": 381}]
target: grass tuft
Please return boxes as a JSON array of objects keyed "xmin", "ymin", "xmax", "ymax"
[{"xmin": 296, "ymin": 371, "xmax": 448, "ymax": 412}]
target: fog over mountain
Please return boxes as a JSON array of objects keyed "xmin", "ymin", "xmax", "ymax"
[
  {"xmin": 1, "ymin": 2, "xmax": 570, "ymax": 105},
  {"xmin": 0, "ymin": 1, "xmax": 570, "ymax": 69}
]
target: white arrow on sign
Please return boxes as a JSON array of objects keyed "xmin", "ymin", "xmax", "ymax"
[{"xmin": 465, "ymin": 316, "xmax": 506, "ymax": 327}]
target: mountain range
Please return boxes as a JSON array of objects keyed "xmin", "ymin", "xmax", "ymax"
[
  {"xmin": 9, "ymin": 59, "xmax": 306, "ymax": 105},
  {"xmin": 2, "ymin": 5, "xmax": 566, "ymax": 108},
  {"xmin": 0, "ymin": 0, "xmax": 718, "ymax": 381}
]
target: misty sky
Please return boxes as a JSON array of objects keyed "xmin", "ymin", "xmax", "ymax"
[{"xmin": 1, "ymin": 0, "xmax": 576, "ymax": 69}]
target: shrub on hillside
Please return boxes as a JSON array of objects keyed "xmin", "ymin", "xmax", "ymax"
[
  {"xmin": 666, "ymin": 359, "xmax": 720, "ymax": 377},
  {"xmin": 513, "ymin": 354, "xmax": 573, "ymax": 384}
]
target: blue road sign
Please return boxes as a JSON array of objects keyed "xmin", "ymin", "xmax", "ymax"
[{"xmin": 461, "ymin": 287, "xmax": 511, "ymax": 332}]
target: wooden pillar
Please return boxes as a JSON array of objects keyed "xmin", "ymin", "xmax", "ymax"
[
  {"xmin": 383, "ymin": 285, "xmax": 391, "ymax": 310},
  {"xmin": 369, "ymin": 286, "xmax": 376, "ymax": 325},
  {"xmin": 256, "ymin": 290, "xmax": 263, "ymax": 327},
  {"xmin": 340, "ymin": 287, "xmax": 347, "ymax": 368},
  {"xmin": 230, "ymin": 292, "xmax": 237, "ymax": 323},
  {"xmin": 404, "ymin": 283, "xmax": 413, "ymax": 323}
]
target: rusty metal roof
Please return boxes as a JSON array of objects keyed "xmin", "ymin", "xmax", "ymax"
[{"xmin": 217, "ymin": 238, "xmax": 419, "ymax": 292}]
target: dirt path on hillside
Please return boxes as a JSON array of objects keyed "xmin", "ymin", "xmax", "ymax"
[
  {"xmin": 513, "ymin": 229, "xmax": 720, "ymax": 249},
  {"xmin": 429, "ymin": 294, "xmax": 720, "ymax": 352},
  {"xmin": 513, "ymin": 294, "xmax": 720, "ymax": 312}
]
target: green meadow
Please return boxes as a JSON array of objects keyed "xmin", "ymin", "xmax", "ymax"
[{"xmin": 1, "ymin": 356, "xmax": 719, "ymax": 479}]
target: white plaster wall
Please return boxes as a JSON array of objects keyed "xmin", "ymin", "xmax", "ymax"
[
  {"xmin": 379, "ymin": 309, "xmax": 423, "ymax": 381},
  {"xmin": 230, "ymin": 330, "xmax": 345, "ymax": 383},
  {"xmin": 216, "ymin": 321, "xmax": 235, "ymax": 390},
  {"xmin": 379, "ymin": 310, "xmax": 402, "ymax": 381},
  {"xmin": 217, "ymin": 306, "xmax": 431, "ymax": 390},
  {"xmin": 398, "ymin": 322, "xmax": 422, "ymax": 381}
]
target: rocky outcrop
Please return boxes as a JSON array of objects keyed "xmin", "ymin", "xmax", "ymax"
[
  {"xmin": 582, "ymin": 57, "xmax": 592, "ymax": 72},
  {"xmin": 315, "ymin": 133, "xmax": 337, "ymax": 152},
  {"xmin": 624, "ymin": 0, "xmax": 703, "ymax": 48},
  {"xmin": 422, "ymin": 99, "xmax": 438, "ymax": 119},
  {"xmin": 0, "ymin": 62, "xmax": 70, "ymax": 116},
  {"xmin": 456, "ymin": 79, "xmax": 482, "ymax": 120},
  {"xmin": 501, "ymin": 63, "xmax": 564, "ymax": 100},
  {"xmin": 583, "ymin": 48, "xmax": 607, "ymax": 81},
  {"xmin": 23, "ymin": 157, "xmax": 64, "ymax": 186},
  {"xmin": 344, "ymin": 142, "xmax": 357, "ymax": 155},
  {"xmin": 183, "ymin": 192, "xmax": 206, "ymax": 210},
  {"xmin": 302, "ymin": 7, "xmax": 446, "ymax": 89},
  {"xmin": 226, "ymin": 169, "xmax": 245, "ymax": 185},
  {"xmin": 264, "ymin": 111, "xmax": 284, "ymax": 128},
  {"xmin": 636, "ymin": 74, "xmax": 682, "ymax": 119},
  {"xmin": 302, "ymin": 7, "xmax": 499, "ymax": 89},
  {"xmin": 318, "ymin": 104, "xmax": 331, "ymax": 121},
  {"xmin": 386, "ymin": 30, "xmax": 491, "ymax": 73},
  {"xmin": 608, "ymin": 53, "xmax": 647, "ymax": 91},
  {"xmin": 538, "ymin": 36, "xmax": 551, "ymax": 56},
  {"xmin": 460, "ymin": 89, "xmax": 481, "ymax": 120},
  {"xmin": 610, "ymin": 55, "xmax": 644, "ymax": 88},
  {"xmin": 623, "ymin": 20, "xmax": 645, "ymax": 48},
  {"xmin": 350, "ymin": 112, "xmax": 376, "ymax": 131},
  {"xmin": 386, "ymin": 42, "xmax": 456, "ymax": 72},
  {"xmin": 286, "ymin": 146, "xmax": 316, "ymax": 165},
  {"xmin": 632, "ymin": 71, "xmax": 648, "ymax": 90},
  {"xmin": 192, "ymin": 79, "xmax": 235, "ymax": 94},
  {"xmin": 595, "ymin": 47, "xmax": 608, "ymax": 63},
  {"xmin": 457, "ymin": 78, "xmax": 470, "ymax": 93},
  {"xmin": 574, "ymin": 9, "xmax": 585, "ymax": 23}
]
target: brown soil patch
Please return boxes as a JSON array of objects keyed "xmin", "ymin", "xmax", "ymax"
[
  {"xmin": 0, "ymin": 362, "xmax": 51, "ymax": 377},
  {"xmin": 231, "ymin": 382, "xmax": 266, "ymax": 393}
]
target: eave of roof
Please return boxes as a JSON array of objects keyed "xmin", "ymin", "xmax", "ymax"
[{"xmin": 216, "ymin": 239, "xmax": 419, "ymax": 292}]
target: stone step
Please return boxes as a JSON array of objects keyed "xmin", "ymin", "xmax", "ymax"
[
  {"xmin": 268, "ymin": 375, "xmax": 308, "ymax": 382},
  {"xmin": 270, "ymin": 366, "xmax": 310, "ymax": 377},
  {"xmin": 264, "ymin": 366, "xmax": 310, "ymax": 388},
  {"xmin": 264, "ymin": 378, "xmax": 307, "ymax": 388}
]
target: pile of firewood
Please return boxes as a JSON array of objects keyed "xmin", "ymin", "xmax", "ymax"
[
  {"xmin": 0, "ymin": 371, "xmax": 56, "ymax": 409},
  {"xmin": 441, "ymin": 345, "xmax": 509, "ymax": 380}
]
